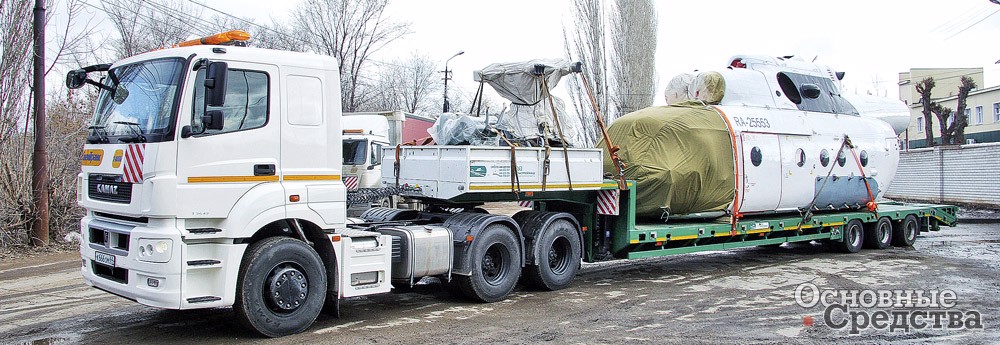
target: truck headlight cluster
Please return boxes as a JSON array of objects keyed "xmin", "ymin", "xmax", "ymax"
[{"xmin": 137, "ymin": 238, "xmax": 172, "ymax": 263}]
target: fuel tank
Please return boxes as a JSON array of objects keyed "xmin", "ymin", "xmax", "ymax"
[{"xmin": 602, "ymin": 55, "xmax": 899, "ymax": 219}]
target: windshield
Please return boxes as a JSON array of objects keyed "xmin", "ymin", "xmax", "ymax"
[
  {"xmin": 343, "ymin": 139, "xmax": 368, "ymax": 165},
  {"xmin": 90, "ymin": 58, "xmax": 185, "ymax": 142}
]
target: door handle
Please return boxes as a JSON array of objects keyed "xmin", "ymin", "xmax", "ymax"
[{"xmin": 254, "ymin": 164, "xmax": 276, "ymax": 176}]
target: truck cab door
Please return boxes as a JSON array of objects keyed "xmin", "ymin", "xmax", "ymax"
[{"xmin": 176, "ymin": 62, "xmax": 283, "ymax": 219}]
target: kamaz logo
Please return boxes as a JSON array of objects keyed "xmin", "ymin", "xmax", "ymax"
[{"xmin": 95, "ymin": 184, "xmax": 119, "ymax": 195}]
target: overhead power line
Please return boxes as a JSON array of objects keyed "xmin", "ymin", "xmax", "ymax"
[
  {"xmin": 945, "ymin": 8, "xmax": 1000, "ymax": 40},
  {"xmin": 184, "ymin": 0, "xmax": 309, "ymax": 45}
]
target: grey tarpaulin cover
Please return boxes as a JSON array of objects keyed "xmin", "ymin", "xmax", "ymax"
[{"xmin": 474, "ymin": 60, "xmax": 588, "ymax": 147}]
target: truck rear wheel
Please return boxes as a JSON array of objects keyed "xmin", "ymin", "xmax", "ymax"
[
  {"xmin": 892, "ymin": 214, "xmax": 919, "ymax": 247},
  {"xmin": 453, "ymin": 224, "xmax": 521, "ymax": 302},
  {"xmin": 235, "ymin": 237, "xmax": 327, "ymax": 337},
  {"xmin": 522, "ymin": 219, "xmax": 580, "ymax": 291},
  {"xmin": 834, "ymin": 219, "xmax": 864, "ymax": 253},
  {"xmin": 863, "ymin": 217, "xmax": 893, "ymax": 249}
]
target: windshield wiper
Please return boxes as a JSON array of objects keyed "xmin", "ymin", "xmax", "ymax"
[
  {"xmin": 87, "ymin": 125, "xmax": 109, "ymax": 144},
  {"xmin": 114, "ymin": 121, "xmax": 146, "ymax": 143}
]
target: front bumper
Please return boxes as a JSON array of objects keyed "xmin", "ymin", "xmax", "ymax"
[{"xmin": 80, "ymin": 214, "xmax": 247, "ymax": 309}]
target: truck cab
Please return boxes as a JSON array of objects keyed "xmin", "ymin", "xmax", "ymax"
[
  {"xmin": 341, "ymin": 115, "xmax": 390, "ymax": 192},
  {"xmin": 73, "ymin": 41, "xmax": 356, "ymax": 312}
]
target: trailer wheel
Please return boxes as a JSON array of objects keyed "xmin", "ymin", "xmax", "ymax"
[
  {"xmin": 892, "ymin": 214, "xmax": 919, "ymax": 247},
  {"xmin": 863, "ymin": 217, "xmax": 893, "ymax": 249},
  {"xmin": 235, "ymin": 237, "xmax": 327, "ymax": 337},
  {"xmin": 834, "ymin": 219, "xmax": 864, "ymax": 253},
  {"xmin": 522, "ymin": 219, "xmax": 581, "ymax": 291},
  {"xmin": 453, "ymin": 224, "xmax": 521, "ymax": 302}
]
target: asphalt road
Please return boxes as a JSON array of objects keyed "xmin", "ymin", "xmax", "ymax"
[{"xmin": 2, "ymin": 222, "xmax": 998, "ymax": 344}]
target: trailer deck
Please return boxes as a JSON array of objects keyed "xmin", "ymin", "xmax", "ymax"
[{"xmin": 433, "ymin": 180, "xmax": 960, "ymax": 262}]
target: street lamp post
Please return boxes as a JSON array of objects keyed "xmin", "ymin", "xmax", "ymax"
[{"xmin": 442, "ymin": 50, "xmax": 464, "ymax": 113}]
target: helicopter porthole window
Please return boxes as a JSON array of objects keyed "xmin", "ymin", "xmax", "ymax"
[
  {"xmin": 795, "ymin": 148, "xmax": 805, "ymax": 167},
  {"xmin": 860, "ymin": 150, "xmax": 869, "ymax": 167},
  {"xmin": 837, "ymin": 150, "xmax": 847, "ymax": 167},
  {"xmin": 750, "ymin": 147, "xmax": 763, "ymax": 167},
  {"xmin": 820, "ymin": 149, "xmax": 830, "ymax": 167}
]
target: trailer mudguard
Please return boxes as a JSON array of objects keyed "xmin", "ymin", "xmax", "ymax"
[
  {"xmin": 442, "ymin": 212, "xmax": 524, "ymax": 276},
  {"xmin": 511, "ymin": 210, "xmax": 582, "ymax": 265}
]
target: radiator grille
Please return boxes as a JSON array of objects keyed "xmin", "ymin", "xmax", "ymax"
[{"xmin": 88, "ymin": 173, "xmax": 132, "ymax": 204}]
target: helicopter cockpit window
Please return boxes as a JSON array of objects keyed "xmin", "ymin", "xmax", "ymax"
[{"xmin": 776, "ymin": 72, "xmax": 858, "ymax": 116}]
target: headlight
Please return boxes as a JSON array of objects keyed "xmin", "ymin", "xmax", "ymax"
[{"xmin": 137, "ymin": 238, "xmax": 172, "ymax": 263}]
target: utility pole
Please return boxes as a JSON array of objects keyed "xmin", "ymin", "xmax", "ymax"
[
  {"xmin": 31, "ymin": 0, "xmax": 49, "ymax": 246},
  {"xmin": 441, "ymin": 51, "xmax": 464, "ymax": 113}
]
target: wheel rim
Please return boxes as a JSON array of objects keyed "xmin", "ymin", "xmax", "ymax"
[
  {"xmin": 265, "ymin": 263, "xmax": 309, "ymax": 313},
  {"xmin": 849, "ymin": 224, "xmax": 862, "ymax": 247},
  {"xmin": 878, "ymin": 221, "xmax": 891, "ymax": 244},
  {"xmin": 548, "ymin": 237, "xmax": 572, "ymax": 275},
  {"xmin": 905, "ymin": 220, "xmax": 917, "ymax": 242},
  {"xmin": 481, "ymin": 243, "xmax": 510, "ymax": 286}
]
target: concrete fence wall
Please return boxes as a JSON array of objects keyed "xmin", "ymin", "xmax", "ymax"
[{"xmin": 885, "ymin": 142, "xmax": 1000, "ymax": 207}]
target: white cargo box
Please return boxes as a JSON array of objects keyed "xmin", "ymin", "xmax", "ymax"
[{"xmin": 381, "ymin": 146, "xmax": 604, "ymax": 200}]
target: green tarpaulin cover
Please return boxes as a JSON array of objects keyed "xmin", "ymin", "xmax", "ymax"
[{"xmin": 600, "ymin": 102, "xmax": 736, "ymax": 219}]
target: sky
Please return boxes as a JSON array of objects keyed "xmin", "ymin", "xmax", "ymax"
[{"xmin": 65, "ymin": 0, "xmax": 1000, "ymax": 107}]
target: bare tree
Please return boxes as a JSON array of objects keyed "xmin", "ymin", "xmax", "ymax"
[
  {"xmin": 921, "ymin": 76, "xmax": 977, "ymax": 145},
  {"xmin": 102, "ymin": 0, "xmax": 204, "ymax": 59},
  {"xmin": 914, "ymin": 77, "xmax": 937, "ymax": 146},
  {"xmin": 951, "ymin": 76, "xmax": 976, "ymax": 144},
  {"xmin": 563, "ymin": 0, "xmax": 657, "ymax": 141},
  {"xmin": 2, "ymin": 0, "xmax": 95, "ymax": 247},
  {"xmin": 250, "ymin": 22, "xmax": 307, "ymax": 52},
  {"xmin": 366, "ymin": 54, "xmax": 439, "ymax": 113},
  {"xmin": 608, "ymin": 0, "xmax": 657, "ymax": 116},
  {"xmin": 931, "ymin": 103, "xmax": 953, "ymax": 145},
  {"xmin": 290, "ymin": 0, "xmax": 410, "ymax": 112},
  {"xmin": 0, "ymin": 0, "xmax": 33, "ymax": 148},
  {"xmin": 562, "ymin": 0, "xmax": 606, "ymax": 146}
]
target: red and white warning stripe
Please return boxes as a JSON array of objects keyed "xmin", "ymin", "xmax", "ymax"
[
  {"xmin": 517, "ymin": 200, "xmax": 534, "ymax": 208},
  {"xmin": 122, "ymin": 143, "xmax": 145, "ymax": 184},
  {"xmin": 596, "ymin": 189, "xmax": 619, "ymax": 215},
  {"xmin": 342, "ymin": 175, "xmax": 359, "ymax": 191}
]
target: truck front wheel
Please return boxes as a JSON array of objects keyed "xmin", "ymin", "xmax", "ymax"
[
  {"xmin": 235, "ymin": 237, "xmax": 327, "ymax": 337},
  {"xmin": 522, "ymin": 219, "xmax": 581, "ymax": 291},
  {"xmin": 453, "ymin": 224, "xmax": 521, "ymax": 302}
]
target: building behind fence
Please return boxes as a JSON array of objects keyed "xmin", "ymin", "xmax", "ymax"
[{"xmin": 885, "ymin": 142, "xmax": 1000, "ymax": 207}]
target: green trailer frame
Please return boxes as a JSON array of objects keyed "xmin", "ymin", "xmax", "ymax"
[{"xmin": 445, "ymin": 180, "xmax": 958, "ymax": 262}]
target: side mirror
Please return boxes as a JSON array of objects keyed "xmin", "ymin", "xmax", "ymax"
[
  {"xmin": 204, "ymin": 61, "xmax": 228, "ymax": 107},
  {"xmin": 112, "ymin": 85, "xmax": 130, "ymax": 104},
  {"xmin": 66, "ymin": 69, "xmax": 87, "ymax": 89},
  {"xmin": 366, "ymin": 164, "xmax": 377, "ymax": 170},
  {"xmin": 203, "ymin": 110, "xmax": 224, "ymax": 131},
  {"xmin": 800, "ymin": 83, "xmax": 822, "ymax": 99}
]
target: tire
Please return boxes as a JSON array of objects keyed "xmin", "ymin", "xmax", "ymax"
[
  {"xmin": 834, "ymin": 219, "xmax": 864, "ymax": 253},
  {"xmin": 522, "ymin": 219, "xmax": 581, "ymax": 291},
  {"xmin": 892, "ymin": 214, "xmax": 919, "ymax": 247},
  {"xmin": 235, "ymin": 237, "xmax": 327, "ymax": 337},
  {"xmin": 374, "ymin": 197, "xmax": 392, "ymax": 208},
  {"xmin": 863, "ymin": 217, "xmax": 893, "ymax": 249},
  {"xmin": 453, "ymin": 224, "xmax": 521, "ymax": 302}
]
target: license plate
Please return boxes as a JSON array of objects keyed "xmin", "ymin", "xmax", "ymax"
[{"xmin": 95, "ymin": 251, "xmax": 116, "ymax": 267}]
